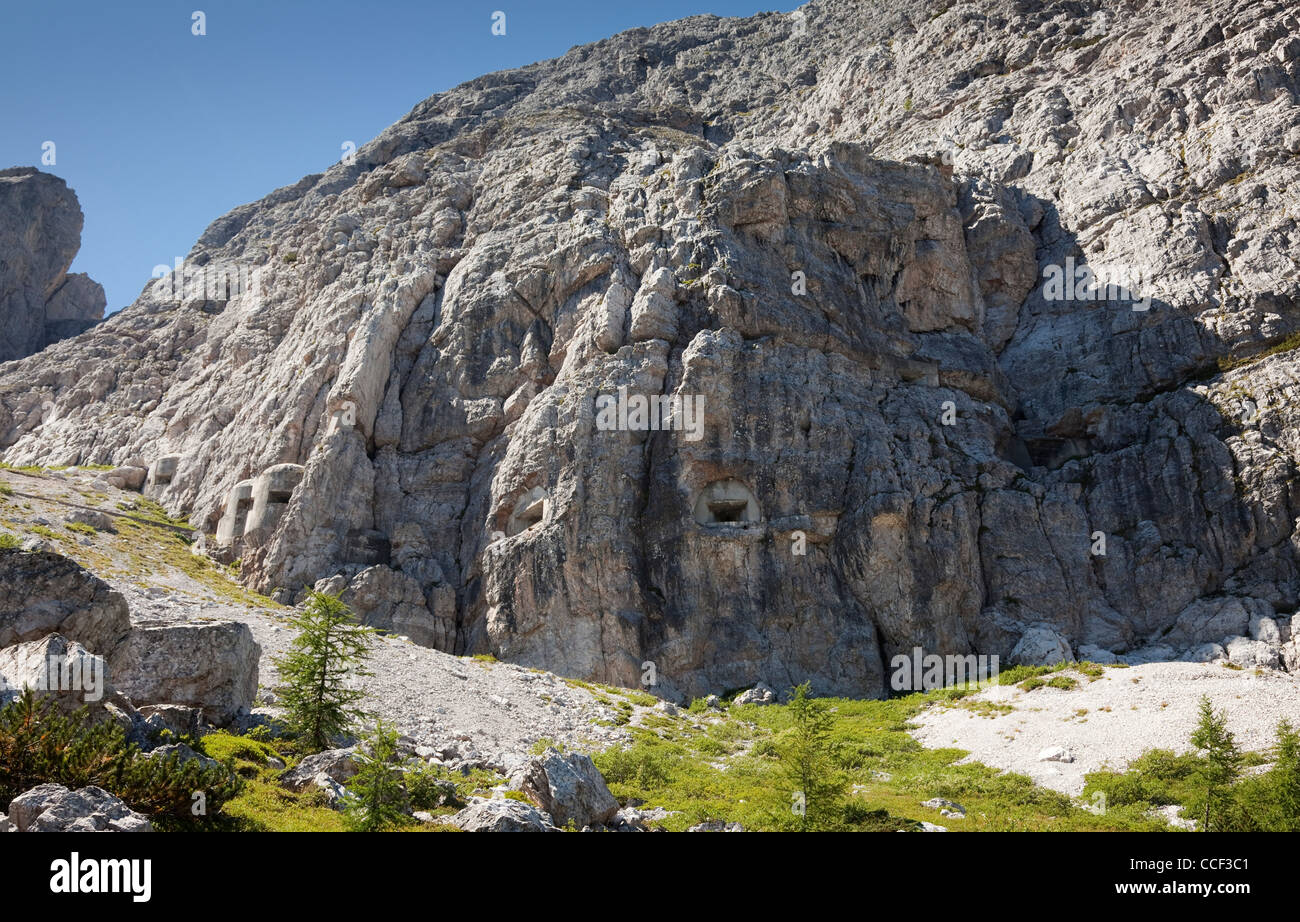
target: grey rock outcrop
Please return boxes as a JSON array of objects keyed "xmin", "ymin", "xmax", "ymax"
[
  {"xmin": 106, "ymin": 619, "xmax": 260, "ymax": 726},
  {"xmin": 145, "ymin": 743, "xmax": 223, "ymax": 773},
  {"xmin": 449, "ymin": 797, "xmax": 556, "ymax": 832},
  {"xmin": 0, "ymin": 633, "xmax": 117, "ymax": 716},
  {"xmin": 1, "ymin": 0, "xmax": 1299, "ymax": 698},
  {"xmin": 0, "ymin": 168, "xmax": 105, "ymax": 362},
  {"xmin": 734, "ymin": 682, "xmax": 777, "ymax": 705},
  {"xmin": 280, "ymin": 748, "xmax": 360, "ymax": 791},
  {"xmin": 0, "ymin": 547, "xmax": 259, "ymax": 722},
  {"xmin": 514, "ymin": 747, "xmax": 619, "ymax": 828},
  {"xmin": 7, "ymin": 783, "xmax": 152, "ymax": 832},
  {"xmin": 0, "ymin": 548, "xmax": 132, "ymax": 653}
]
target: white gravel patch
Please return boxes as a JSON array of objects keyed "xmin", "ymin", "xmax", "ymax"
[{"xmin": 909, "ymin": 662, "xmax": 1300, "ymax": 795}]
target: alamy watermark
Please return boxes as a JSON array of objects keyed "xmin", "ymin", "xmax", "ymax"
[
  {"xmin": 890, "ymin": 646, "xmax": 999, "ymax": 692},
  {"xmin": 1042, "ymin": 257, "xmax": 1155, "ymax": 311},
  {"xmin": 2, "ymin": 652, "xmax": 108, "ymax": 703},
  {"xmin": 595, "ymin": 387, "xmax": 704, "ymax": 441},
  {"xmin": 152, "ymin": 257, "xmax": 262, "ymax": 303}
]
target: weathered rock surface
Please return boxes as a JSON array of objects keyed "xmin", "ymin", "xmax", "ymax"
[
  {"xmin": 7, "ymin": 783, "xmax": 152, "ymax": 832},
  {"xmin": 2, "ymin": 0, "xmax": 1300, "ymax": 698},
  {"xmin": 514, "ymin": 747, "xmax": 619, "ymax": 828},
  {"xmin": 0, "ymin": 633, "xmax": 117, "ymax": 716},
  {"xmin": 0, "ymin": 168, "xmax": 105, "ymax": 362},
  {"xmin": 280, "ymin": 748, "xmax": 360, "ymax": 791},
  {"xmin": 106, "ymin": 619, "xmax": 260, "ymax": 726},
  {"xmin": 0, "ymin": 548, "xmax": 132, "ymax": 653},
  {"xmin": 734, "ymin": 682, "xmax": 777, "ymax": 705},
  {"xmin": 449, "ymin": 797, "xmax": 556, "ymax": 832},
  {"xmin": 145, "ymin": 743, "xmax": 223, "ymax": 773}
]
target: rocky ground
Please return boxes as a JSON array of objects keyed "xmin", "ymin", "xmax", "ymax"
[
  {"xmin": 0, "ymin": 465, "xmax": 638, "ymax": 772},
  {"xmin": 911, "ymin": 662, "xmax": 1300, "ymax": 795}
]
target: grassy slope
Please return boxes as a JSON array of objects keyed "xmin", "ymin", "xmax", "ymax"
[{"xmin": 588, "ymin": 682, "xmax": 1171, "ymax": 832}]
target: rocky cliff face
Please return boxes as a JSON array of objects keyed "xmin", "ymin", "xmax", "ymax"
[
  {"xmin": 0, "ymin": 168, "xmax": 106, "ymax": 363},
  {"xmin": 1, "ymin": 0, "xmax": 1299, "ymax": 700}
]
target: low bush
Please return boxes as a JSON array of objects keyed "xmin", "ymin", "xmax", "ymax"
[{"xmin": 0, "ymin": 690, "xmax": 241, "ymax": 827}]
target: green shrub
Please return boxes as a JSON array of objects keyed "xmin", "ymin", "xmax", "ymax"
[
  {"xmin": 998, "ymin": 664, "xmax": 1052, "ymax": 685},
  {"xmin": 1083, "ymin": 748, "xmax": 1201, "ymax": 809},
  {"xmin": 405, "ymin": 761, "xmax": 460, "ymax": 811},
  {"xmin": 0, "ymin": 691, "xmax": 241, "ymax": 826},
  {"xmin": 596, "ymin": 739, "xmax": 677, "ymax": 789}
]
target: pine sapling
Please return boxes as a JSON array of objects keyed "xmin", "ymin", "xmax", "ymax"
[{"xmin": 274, "ymin": 590, "xmax": 374, "ymax": 751}]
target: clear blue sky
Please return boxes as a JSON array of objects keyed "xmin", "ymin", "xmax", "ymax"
[{"xmin": 2, "ymin": 0, "xmax": 798, "ymax": 315}]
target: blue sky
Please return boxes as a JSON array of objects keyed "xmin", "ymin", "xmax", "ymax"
[{"xmin": 1, "ymin": 1, "xmax": 799, "ymax": 315}]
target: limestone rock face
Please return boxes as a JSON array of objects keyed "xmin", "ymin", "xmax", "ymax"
[
  {"xmin": 7, "ymin": 783, "xmax": 152, "ymax": 832},
  {"xmin": 2, "ymin": 0, "xmax": 1300, "ymax": 698},
  {"xmin": 0, "ymin": 168, "xmax": 105, "ymax": 362},
  {"xmin": 0, "ymin": 548, "xmax": 132, "ymax": 653},
  {"xmin": 105, "ymin": 619, "xmax": 260, "ymax": 726}
]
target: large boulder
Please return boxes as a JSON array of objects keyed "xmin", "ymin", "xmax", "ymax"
[
  {"xmin": 734, "ymin": 682, "xmax": 777, "ymax": 706},
  {"xmin": 280, "ymin": 749, "xmax": 359, "ymax": 791},
  {"xmin": 0, "ymin": 548, "xmax": 132, "ymax": 654},
  {"xmin": 0, "ymin": 633, "xmax": 121, "ymax": 717},
  {"xmin": 449, "ymin": 797, "xmax": 555, "ymax": 832},
  {"xmin": 0, "ymin": 168, "xmax": 104, "ymax": 361},
  {"xmin": 7, "ymin": 784, "xmax": 151, "ymax": 832},
  {"xmin": 106, "ymin": 619, "xmax": 259, "ymax": 726},
  {"xmin": 1010, "ymin": 626, "xmax": 1073, "ymax": 667},
  {"xmin": 514, "ymin": 747, "xmax": 619, "ymax": 828}
]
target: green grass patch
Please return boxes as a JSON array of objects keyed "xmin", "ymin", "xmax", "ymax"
[
  {"xmin": 1217, "ymin": 331, "xmax": 1300, "ymax": 373},
  {"xmin": 593, "ymin": 687, "xmax": 1156, "ymax": 831}
]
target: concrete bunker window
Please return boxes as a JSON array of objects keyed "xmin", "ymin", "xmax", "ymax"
[
  {"xmin": 694, "ymin": 479, "xmax": 760, "ymax": 526},
  {"xmin": 507, "ymin": 485, "xmax": 550, "ymax": 536}
]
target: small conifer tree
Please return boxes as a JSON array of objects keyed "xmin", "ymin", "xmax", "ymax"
[
  {"xmin": 343, "ymin": 722, "xmax": 409, "ymax": 832},
  {"xmin": 274, "ymin": 590, "xmax": 374, "ymax": 751},
  {"xmin": 780, "ymin": 682, "xmax": 845, "ymax": 831},
  {"xmin": 1188, "ymin": 695, "xmax": 1241, "ymax": 832}
]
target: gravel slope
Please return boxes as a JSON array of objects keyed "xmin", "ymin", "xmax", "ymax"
[
  {"xmin": 114, "ymin": 582, "xmax": 631, "ymax": 770},
  {"xmin": 910, "ymin": 663, "xmax": 1300, "ymax": 795}
]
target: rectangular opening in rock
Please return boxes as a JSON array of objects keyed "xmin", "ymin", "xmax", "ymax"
[
  {"xmin": 707, "ymin": 499, "xmax": 749, "ymax": 523},
  {"xmin": 518, "ymin": 497, "xmax": 545, "ymax": 526}
]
